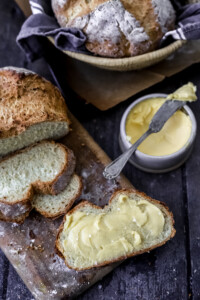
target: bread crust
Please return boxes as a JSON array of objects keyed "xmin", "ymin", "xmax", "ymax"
[
  {"xmin": 0, "ymin": 67, "xmax": 70, "ymax": 139},
  {"xmin": 52, "ymin": 0, "xmax": 175, "ymax": 58},
  {"xmin": 0, "ymin": 141, "xmax": 75, "ymax": 206},
  {"xmin": 56, "ymin": 188, "xmax": 176, "ymax": 270},
  {"xmin": 50, "ymin": 147, "xmax": 76, "ymax": 195},
  {"xmin": 34, "ymin": 175, "xmax": 83, "ymax": 219}
]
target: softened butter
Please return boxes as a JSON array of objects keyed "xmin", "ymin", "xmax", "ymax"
[
  {"xmin": 166, "ymin": 82, "xmax": 197, "ymax": 102},
  {"xmin": 62, "ymin": 195, "xmax": 164, "ymax": 265},
  {"xmin": 126, "ymin": 98, "xmax": 192, "ymax": 156}
]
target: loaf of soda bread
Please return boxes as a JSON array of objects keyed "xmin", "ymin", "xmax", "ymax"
[{"xmin": 52, "ymin": 0, "xmax": 176, "ymax": 57}]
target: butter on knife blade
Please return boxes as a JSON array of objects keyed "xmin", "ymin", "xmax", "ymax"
[{"xmin": 166, "ymin": 82, "xmax": 197, "ymax": 102}]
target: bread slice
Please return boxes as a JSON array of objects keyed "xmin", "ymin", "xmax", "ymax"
[
  {"xmin": 32, "ymin": 174, "xmax": 82, "ymax": 219},
  {"xmin": 0, "ymin": 141, "xmax": 75, "ymax": 209},
  {"xmin": 56, "ymin": 189, "xmax": 175, "ymax": 270},
  {"xmin": 0, "ymin": 174, "xmax": 81, "ymax": 224},
  {"xmin": 0, "ymin": 67, "xmax": 70, "ymax": 157}
]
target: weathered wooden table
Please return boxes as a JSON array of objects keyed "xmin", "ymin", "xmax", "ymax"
[{"xmin": 0, "ymin": 1, "xmax": 200, "ymax": 299}]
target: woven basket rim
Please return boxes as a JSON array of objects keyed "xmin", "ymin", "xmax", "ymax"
[
  {"xmin": 48, "ymin": 37, "xmax": 185, "ymax": 66},
  {"xmin": 48, "ymin": 37, "xmax": 185, "ymax": 71}
]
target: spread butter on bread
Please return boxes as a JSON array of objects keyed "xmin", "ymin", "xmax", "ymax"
[{"xmin": 56, "ymin": 189, "xmax": 175, "ymax": 270}]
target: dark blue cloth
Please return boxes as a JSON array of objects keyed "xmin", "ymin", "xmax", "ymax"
[{"xmin": 17, "ymin": 13, "xmax": 88, "ymax": 60}]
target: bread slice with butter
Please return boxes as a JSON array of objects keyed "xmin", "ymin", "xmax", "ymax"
[
  {"xmin": 56, "ymin": 189, "xmax": 175, "ymax": 270},
  {"xmin": 0, "ymin": 67, "xmax": 70, "ymax": 157},
  {"xmin": 0, "ymin": 141, "xmax": 75, "ymax": 223},
  {"xmin": 32, "ymin": 174, "xmax": 82, "ymax": 219}
]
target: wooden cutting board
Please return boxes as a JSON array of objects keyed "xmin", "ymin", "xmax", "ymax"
[{"xmin": 0, "ymin": 113, "xmax": 133, "ymax": 300}]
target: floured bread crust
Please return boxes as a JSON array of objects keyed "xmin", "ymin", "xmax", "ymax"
[
  {"xmin": 0, "ymin": 67, "xmax": 70, "ymax": 139},
  {"xmin": 51, "ymin": 0, "xmax": 176, "ymax": 57}
]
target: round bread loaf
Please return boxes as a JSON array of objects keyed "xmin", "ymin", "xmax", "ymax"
[{"xmin": 51, "ymin": 0, "xmax": 176, "ymax": 58}]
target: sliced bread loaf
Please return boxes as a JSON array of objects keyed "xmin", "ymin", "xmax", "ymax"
[
  {"xmin": 0, "ymin": 67, "xmax": 70, "ymax": 157},
  {"xmin": 0, "ymin": 141, "xmax": 75, "ymax": 208},
  {"xmin": 56, "ymin": 189, "xmax": 175, "ymax": 270},
  {"xmin": 32, "ymin": 174, "xmax": 82, "ymax": 219}
]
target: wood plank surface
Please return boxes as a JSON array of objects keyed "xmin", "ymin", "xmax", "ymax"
[
  {"xmin": 0, "ymin": 0, "xmax": 200, "ymax": 299},
  {"xmin": 184, "ymin": 79, "xmax": 200, "ymax": 300},
  {"xmin": 0, "ymin": 254, "xmax": 7, "ymax": 298}
]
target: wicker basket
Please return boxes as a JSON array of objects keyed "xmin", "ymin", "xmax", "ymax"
[{"xmin": 49, "ymin": 37, "xmax": 185, "ymax": 72}]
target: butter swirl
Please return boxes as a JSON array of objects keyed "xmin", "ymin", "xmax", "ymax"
[{"xmin": 62, "ymin": 195, "xmax": 165, "ymax": 266}]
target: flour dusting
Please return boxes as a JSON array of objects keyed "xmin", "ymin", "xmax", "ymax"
[
  {"xmin": 1, "ymin": 66, "xmax": 35, "ymax": 75},
  {"xmin": 151, "ymin": 0, "xmax": 176, "ymax": 33},
  {"xmin": 56, "ymin": 0, "xmax": 67, "ymax": 8},
  {"xmin": 71, "ymin": 0, "xmax": 149, "ymax": 45}
]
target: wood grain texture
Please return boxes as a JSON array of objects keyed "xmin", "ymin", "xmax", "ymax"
[
  {"xmin": 0, "ymin": 251, "xmax": 7, "ymax": 299},
  {"xmin": 184, "ymin": 78, "xmax": 200, "ymax": 300},
  {"xmin": 0, "ymin": 0, "xmax": 200, "ymax": 299}
]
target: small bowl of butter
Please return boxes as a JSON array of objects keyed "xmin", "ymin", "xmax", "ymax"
[{"xmin": 119, "ymin": 83, "xmax": 197, "ymax": 173}]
